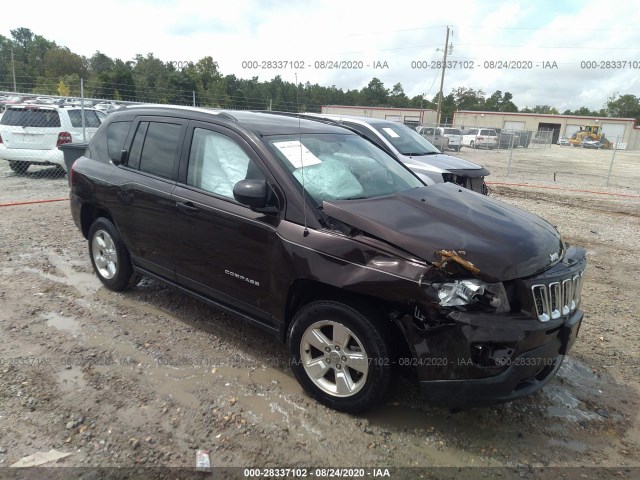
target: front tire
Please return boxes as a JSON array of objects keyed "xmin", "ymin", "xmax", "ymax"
[
  {"xmin": 288, "ymin": 301, "xmax": 392, "ymax": 413},
  {"xmin": 8, "ymin": 161, "xmax": 30, "ymax": 174},
  {"xmin": 88, "ymin": 218, "xmax": 138, "ymax": 291}
]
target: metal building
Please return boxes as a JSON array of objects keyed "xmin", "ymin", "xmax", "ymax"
[
  {"xmin": 452, "ymin": 110, "xmax": 639, "ymax": 148},
  {"xmin": 321, "ymin": 105, "xmax": 437, "ymax": 127}
]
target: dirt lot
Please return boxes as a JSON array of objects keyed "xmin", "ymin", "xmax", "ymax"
[{"xmin": 0, "ymin": 146, "xmax": 639, "ymax": 477}]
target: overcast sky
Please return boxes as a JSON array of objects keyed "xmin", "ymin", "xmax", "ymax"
[{"xmin": 3, "ymin": 0, "xmax": 639, "ymax": 111}]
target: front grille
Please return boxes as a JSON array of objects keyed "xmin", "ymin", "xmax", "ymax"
[{"xmin": 531, "ymin": 271, "xmax": 584, "ymax": 322}]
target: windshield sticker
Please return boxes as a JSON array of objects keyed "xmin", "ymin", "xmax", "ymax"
[
  {"xmin": 273, "ymin": 140, "xmax": 323, "ymax": 169},
  {"xmin": 382, "ymin": 128, "xmax": 400, "ymax": 138}
]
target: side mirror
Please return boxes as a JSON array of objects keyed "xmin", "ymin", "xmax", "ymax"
[
  {"xmin": 233, "ymin": 179, "xmax": 278, "ymax": 213},
  {"xmin": 112, "ymin": 149, "xmax": 127, "ymax": 166}
]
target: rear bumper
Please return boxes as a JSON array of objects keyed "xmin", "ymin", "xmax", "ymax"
[
  {"xmin": 0, "ymin": 145, "xmax": 64, "ymax": 167},
  {"xmin": 418, "ymin": 310, "xmax": 583, "ymax": 407}
]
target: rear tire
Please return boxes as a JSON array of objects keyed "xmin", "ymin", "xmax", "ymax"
[
  {"xmin": 470, "ymin": 141, "xmax": 475, "ymax": 149},
  {"xmin": 88, "ymin": 218, "xmax": 138, "ymax": 291},
  {"xmin": 288, "ymin": 300, "xmax": 392, "ymax": 413},
  {"xmin": 8, "ymin": 161, "xmax": 30, "ymax": 174}
]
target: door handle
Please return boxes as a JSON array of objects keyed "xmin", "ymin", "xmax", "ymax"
[{"xmin": 176, "ymin": 201, "xmax": 199, "ymax": 214}]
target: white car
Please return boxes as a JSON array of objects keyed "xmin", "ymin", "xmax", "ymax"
[
  {"xmin": 461, "ymin": 128, "xmax": 498, "ymax": 149},
  {"xmin": 0, "ymin": 105, "xmax": 106, "ymax": 174},
  {"xmin": 442, "ymin": 127, "xmax": 463, "ymax": 152},
  {"xmin": 415, "ymin": 126, "xmax": 449, "ymax": 151}
]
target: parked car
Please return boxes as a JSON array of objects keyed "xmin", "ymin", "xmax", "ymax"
[
  {"xmin": 415, "ymin": 126, "xmax": 449, "ymax": 151},
  {"xmin": 442, "ymin": 127, "xmax": 463, "ymax": 151},
  {"xmin": 0, "ymin": 95, "xmax": 25, "ymax": 106},
  {"xmin": 557, "ymin": 136, "xmax": 570, "ymax": 146},
  {"xmin": 94, "ymin": 101, "xmax": 121, "ymax": 114},
  {"xmin": 60, "ymin": 98, "xmax": 93, "ymax": 107},
  {"xmin": 68, "ymin": 105, "xmax": 587, "ymax": 412},
  {"xmin": 0, "ymin": 105, "xmax": 106, "ymax": 174},
  {"xmin": 493, "ymin": 128, "xmax": 520, "ymax": 149},
  {"xmin": 581, "ymin": 139, "xmax": 604, "ymax": 149},
  {"xmin": 299, "ymin": 114, "xmax": 489, "ymax": 194},
  {"xmin": 461, "ymin": 128, "xmax": 498, "ymax": 149},
  {"xmin": 532, "ymin": 131, "xmax": 553, "ymax": 144}
]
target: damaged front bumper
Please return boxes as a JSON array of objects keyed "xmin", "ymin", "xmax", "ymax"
[
  {"xmin": 414, "ymin": 309, "xmax": 583, "ymax": 407},
  {"xmin": 402, "ymin": 247, "xmax": 586, "ymax": 407}
]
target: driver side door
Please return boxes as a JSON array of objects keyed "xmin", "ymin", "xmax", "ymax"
[{"xmin": 171, "ymin": 122, "xmax": 280, "ymax": 328}]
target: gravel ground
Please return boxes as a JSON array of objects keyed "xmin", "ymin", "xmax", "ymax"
[{"xmin": 0, "ymin": 147, "xmax": 639, "ymax": 477}]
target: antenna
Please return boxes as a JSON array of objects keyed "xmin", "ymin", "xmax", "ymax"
[{"xmin": 295, "ymin": 73, "xmax": 309, "ymax": 237}]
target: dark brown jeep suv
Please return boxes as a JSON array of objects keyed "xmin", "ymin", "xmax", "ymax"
[{"xmin": 69, "ymin": 106, "xmax": 586, "ymax": 413}]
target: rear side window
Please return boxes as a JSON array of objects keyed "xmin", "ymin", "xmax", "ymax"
[
  {"xmin": 68, "ymin": 110, "xmax": 102, "ymax": 128},
  {"xmin": 445, "ymin": 128, "xmax": 461, "ymax": 135},
  {"xmin": 107, "ymin": 121, "xmax": 132, "ymax": 161},
  {"xmin": 127, "ymin": 121, "xmax": 181, "ymax": 179},
  {"xmin": 0, "ymin": 108, "xmax": 61, "ymax": 127}
]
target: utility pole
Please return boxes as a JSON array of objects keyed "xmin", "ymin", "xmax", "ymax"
[
  {"xmin": 11, "ymin": 48, "xmax": 17, "ymax": 92},
  {"xmin": 435, "ymin": 26, "xmax": 451, "ymax": 127}
]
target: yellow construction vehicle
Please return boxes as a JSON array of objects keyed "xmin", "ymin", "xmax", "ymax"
[{"xmin": 568, "ymin": 125, "xmax": 612, "ymax": 148}]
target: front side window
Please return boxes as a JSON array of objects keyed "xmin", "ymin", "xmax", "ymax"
[
  {"xmin": 187, "ymin": 128, "xmax": 264, "ymax": 199},
  {"xmin": 267, "ymin": 133, "xmax": 422, "ymax": 205}
]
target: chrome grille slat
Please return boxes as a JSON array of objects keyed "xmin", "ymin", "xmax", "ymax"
[{"xmin": 531, "ymin": 270, "xmax": 584, "ymax": 322}]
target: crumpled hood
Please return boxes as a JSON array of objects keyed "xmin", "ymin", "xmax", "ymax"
[
  {"xmin": 402, "ymin": 153, "xmax": 489, "ymax": 177},
  {"xmin": 323, "ymin": 183, "xmax": 563, "ymax": 282}
]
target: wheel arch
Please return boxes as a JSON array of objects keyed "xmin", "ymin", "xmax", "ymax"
[
  {"xmin": 80, "ymin": 203, "xmax": 114, "ymax": 239},
  {"xmin": 283, "ymin": 278, "xmax": 412, "ymax": 360}
]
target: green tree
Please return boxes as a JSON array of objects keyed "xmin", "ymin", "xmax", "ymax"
[
  {"xmin": 607, "ymin": 94, "xmax": 640, "ymax": 121},
  {"xmin": 448, "ymin": 87, "xmax": 486, "ymax": 111},
  {"xmin": 89, "ymin": 51, "xmax": 115, "ymax": 75},
  {"xmin": 389, "ymin": 83, "xmax": 410, "ymax": 108},
  {"xmin": 522, "ymin": 105, "xmax": 559, "ymax": 114},
  {"xmin": 485, "ymin": 90, "xmax": 518, "ymax": 112},
  {"xmin": 360, "ymin": 78, "xmax": 389, "ymax": 106},
  {"xmin": 44, "ymin": 47, "xmax": 86, "ymax": 79}
]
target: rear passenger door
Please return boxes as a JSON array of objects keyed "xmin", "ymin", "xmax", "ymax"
[
  {"xmin": 108, "ymin": 117, "xmax": 187, "ymax": 280},
  {"xmin": 171, "ymin": 122, "xmax": 279, "ymax": 327}
]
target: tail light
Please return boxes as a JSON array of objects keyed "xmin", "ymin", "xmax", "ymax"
[
  {"xmin": 0, "ymin": 133, "xmax": 3, "ymax": 144},
  {"xmin": 477, "ymin": 136, "xmax": 485, "ymax": 140},
  {"xmin": 57, "ymin": 132, "xmax": 72, "ymax": 146}
]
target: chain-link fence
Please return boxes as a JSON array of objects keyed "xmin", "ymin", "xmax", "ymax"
[
  {"xmin": 412, "ymin": 123, "xmax": 555, "ymax": 152},
  {"xmin": 1, "ymin": 82, "xmax": 638, "ymax": 205},
  {"xmin": 411, "ymin": 122, "xmax": 637, "ymax": 194},
  {"xmin": 0, "ymin": 77, "xmax": 309, "ymax": 204}
]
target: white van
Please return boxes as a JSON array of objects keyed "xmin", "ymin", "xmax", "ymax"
[{"xmin": 462, "ymin": 128, "xmax": 498, "ymax": 149}]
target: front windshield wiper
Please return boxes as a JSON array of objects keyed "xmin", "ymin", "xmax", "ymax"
[{"xmin": 402, "ymin": 152, "xmax": 438, "ymax": 156}]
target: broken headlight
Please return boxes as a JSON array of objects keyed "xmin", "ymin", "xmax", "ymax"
[{"xmin": 433, "ymin": 280, "xmax": 510, "ymax": 312}]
